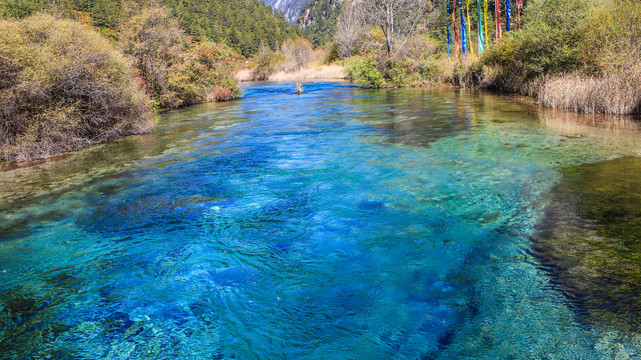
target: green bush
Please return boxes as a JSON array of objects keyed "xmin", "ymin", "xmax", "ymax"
[
  {"xmin": 345, "ymin": 56, "xmax": 385, "ymax": 88},
  {"xmin": 419, "ymin": 58, "xmax": 443, "ymax": 82},
  {"xmin": 0, "ymin": 0, "xmax": 50, "ymax": 19},
  {"xmin": 323, "ymin": 42, "xmax": 340, "ymax": 64},
  {"xmin": 450, "ymin": 58, "xmax": 484, "ymax": 88},
  {"xmin": 0, "ymin": 14, "xmax": 152, "ymax": 162},
  {"xmin": 383, "ymin": 60, "xmax": 422, "ymax": 87},
  {"xmin": 579, "ymin": 0, "xmax": 641, "ymax": 71},
  {"xmin": 482, "ymin": 24, "xmax": 585, "ymax": 94}
]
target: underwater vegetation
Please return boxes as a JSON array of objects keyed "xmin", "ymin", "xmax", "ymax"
[{"xmin": 533, "ymin": 156, "xmax": 641, "ymax": 331}]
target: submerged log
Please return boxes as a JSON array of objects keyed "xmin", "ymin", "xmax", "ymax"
[{"xmin": 296, "ymin": 82, "xmax": 303, "ymax": 95}]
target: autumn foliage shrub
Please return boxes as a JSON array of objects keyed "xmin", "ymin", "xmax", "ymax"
[
  {"xmin": 121, "ymin": 5, "xmax": 242, "ymax": 108},
  {"xmin": 209, "ymin": 86, "xmax": 234, "ymax": 102},
  {"xmin": 169, "ymin": 42, "xmax": 243, "ymax": 105},
  {"xmin": 250, "ymin": 46, "xmax": 287, "ymax": 81},
  {"xmin": 0, "ymin": 14, "xmax": 152, "ymax": 162},
  {"xmin": 281, "ymin": 37, "xmax": 314, "ymax": 70}
]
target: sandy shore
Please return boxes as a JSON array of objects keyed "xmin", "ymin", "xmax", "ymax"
[{"xmin": 237, "ymin": 64, "xmax": 348, "ymax": 82}]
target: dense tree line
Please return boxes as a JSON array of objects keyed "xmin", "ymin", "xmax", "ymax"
[
  {"xmin": 0, "ymin": 0, "xmax": 300, "ymax": 57},
  {"xmin": 163, "ymin": 0, "xmax": 300, "ymax": 57}
]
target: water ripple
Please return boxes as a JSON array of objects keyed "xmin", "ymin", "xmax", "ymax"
[{"xmin": 2, "ymin": 83, "xmax": 641, "ymax": 359}]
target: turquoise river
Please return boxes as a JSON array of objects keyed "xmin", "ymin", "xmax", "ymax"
[{"xmin": 2, "ymin": 81, "xmax": 641, "ymax": 359}]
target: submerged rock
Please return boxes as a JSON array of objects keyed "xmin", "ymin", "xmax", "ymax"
[{"xmin": 532, "ymin": 156, "xmax": 641, "ymax": 331}]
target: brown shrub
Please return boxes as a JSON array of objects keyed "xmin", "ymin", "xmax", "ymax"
[
  {"xmin": 120, "ymin": 4, "xmax": 189, "ymax": 109},
  {"xmin": 250, "ymin": 45, "xmax": 287, "ymax": 81},
  {"xmin": 0, "ymin": 15, "xmax": 153, "ymax": 162},
  {"xmin": 281, "ymin": 37, "xmax": 314, "ymax": 71}
]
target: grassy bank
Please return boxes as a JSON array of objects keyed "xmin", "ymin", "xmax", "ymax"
[{"xmin": 341, "ymin": 0, "xmax": 641, "ymax": 115}]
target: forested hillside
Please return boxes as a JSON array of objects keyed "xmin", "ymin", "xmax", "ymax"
[
  {"xmin": 163, "ymin": 0, "xmax": 299, "ymax": 57},
  {"xmin": 0, "ymin": 0, "xmax": 299, "ymax": 57},
  {"xmin": 296, "ymin": 0, "xmax": 341, "ymax": 47}
]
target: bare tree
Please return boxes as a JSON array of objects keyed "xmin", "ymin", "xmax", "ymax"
[
  {"xmin": 359, "ymin": 0, "xmax": 428, "ymax": 57},
  {"xmin": 334, "ymin": 0, "xmax": 362, "ymax": 58},
  {"xmin": 281, "ymin": 37, "xmax": 313, "ymax": 70}
]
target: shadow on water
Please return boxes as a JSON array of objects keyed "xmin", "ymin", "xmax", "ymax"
[{"xmin": 532, "ymin": 154, "xmax": 641, "ymax": 331}]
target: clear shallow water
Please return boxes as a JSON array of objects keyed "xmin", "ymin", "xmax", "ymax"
[{"xmin": 2, "ymin": 82, "xmax": 641, "ymax": 358}]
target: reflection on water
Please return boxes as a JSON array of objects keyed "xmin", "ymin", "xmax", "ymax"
[
  {"xmin": 2, "ymin": 82, "xmax": 641, "ymax": 359},
  {"xmin": 540, "ymin": 107, "xmax": 641, "ymax": 133}
]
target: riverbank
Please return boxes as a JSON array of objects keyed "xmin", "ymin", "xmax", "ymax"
[
  {"xmin": 338, "ymin": 0, "xmax": 640, "ymax": 115},
  {"xmin": 0, "ymin": 9, "xmax": 242, "ymax": 163},
  {"xmin": 0, "ymin": 15, "xmax": 153, "ymax": 163},
  {"xmin": 236, "ymin": 63, "xmax": 347, "ymax": 82},
  {"xmin": 343, "ymin": 54, "xmax": 641, "ymax": 116}
]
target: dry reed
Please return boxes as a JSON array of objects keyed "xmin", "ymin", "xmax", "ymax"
[{"xmin": 539, "ymin": 67, "xmax": 641, "ymax": 115}]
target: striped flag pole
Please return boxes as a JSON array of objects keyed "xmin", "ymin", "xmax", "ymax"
[
  {"xmin": 516, "ymin": 0, "xmax": 523, "ymax": 30},
  {"xmin": 477, "ymin": 0, "xmax": 485, "ymax": 53},
  {"xmin": 460, "ymin": 0, "xmax": 467, "ymax": 55},
  {"xmin": 495, "ymin": 0, "xmax": 502, "ymax": 42},
  {"xmin": 453, "ymin": 0, "xmax": 460, "ymax": 59},
  {"xmin": 446, "ymin": 0, "xmax": 451, "ymax": 56},
  {"xmin": 506, "ymin": 0, "xmax": 511, "ymax": 31},
  {"xmin": 466, "ymin": 0, "xmax": 474, "ymax": 55}
]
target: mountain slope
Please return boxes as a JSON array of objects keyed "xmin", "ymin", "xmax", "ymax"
[
  {"xmin": 296, "ymin": 0, "xmax": 341, "ymax": 47},
  {"xmin": 262, "ymin": 0, "xmax": 311, "ymax": 24}
]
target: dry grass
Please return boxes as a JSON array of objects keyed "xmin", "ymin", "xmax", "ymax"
[
  {"xmin": 235, "ymin": 68, "xmax": 252, "ymax": 82},
  {"xmin": 539, "ymin": 67, "xmax": 641, "ymax": 115},
  {"xmin": 268, "ymin": 64, "xmax": 348, "ymax": 81}
]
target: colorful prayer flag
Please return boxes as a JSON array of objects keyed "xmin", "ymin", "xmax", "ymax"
[
  {"xmin": 453, "ymin": 0, "xmax": 460, "ymax": 58},
  {"xmin": 506, "ymin": 0, "xmax": 511, "ymax": 32},
  {"xmin": 460, "ymin": 0, "xmax": 467, "ymax": 54},
  {"xmin": 466, "ymin": 0, "xmax": 474, "ymax": 55},
  {"xmin": 478, "ymin": 0, "xmax": 485, "ymax": 53},
  {"xmin": 516, "ymin": 0, "xmax": 523, "ymax": 30},
  {"xmin": 483, "ymin": 0, "xmax": 489, "ymax": 45},
  {"xmin": 446, "ymin": 0, "xmax": 451, "ymax": 56},
  {"xmin": 495, "ymin": 0, "xmax": 502, "ymax": 42}
]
